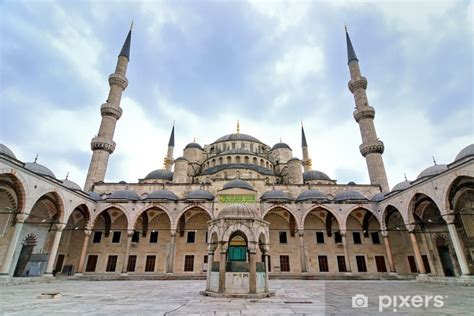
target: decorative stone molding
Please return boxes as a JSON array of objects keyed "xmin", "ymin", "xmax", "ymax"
[
  {"xmin": 353, "ymin": 106, "xmax": 375, "ymax": 122},
  {"xmin": 90, "ymin": 136, "xmax": 116, "ymax": 154},
  {"xmin": 100, "ymin": 103, "xmax": 123, "ymax": 120},
  {"xmin": 108, "ymin": 73, "xmax": 128, "ymax": 90},
  {"xmin": 359, "ymin": 140, "xmax": 385, "ymax": 157},
  {"xmin": 348, "ymin": 76, "xmax": 368, "ymax": 93}
]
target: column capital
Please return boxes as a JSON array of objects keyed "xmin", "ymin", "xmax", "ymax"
[
  {"xmin": 126, "ymin": 230, "xmax": 134, "ymax": 237},
  {"xmin": 381, "ymin": 230, "xmax": 389, "ymax": 237},
  {"xmin": 16, "ymin": 213, "xmax": 28, "ymax": 223},
  {"xmin": 298, "ymin": 230, "xmax": 304, "ymax": 237},
  {"xmin": 55, "ymin": 223, "xmax": 66, "ymax": 231},
  {"xmin": 84, "ymin": 229, "xmax": 92, "ymax": 236}
]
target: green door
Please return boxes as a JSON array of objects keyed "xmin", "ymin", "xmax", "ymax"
[{"xmin": 228, "ymin": 246, "xmax": 247, "ymax": 261}]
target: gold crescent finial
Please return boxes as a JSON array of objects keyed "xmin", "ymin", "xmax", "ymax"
[
  {"xmin": 345, "ymin": 24, "xmax": 348, "ymax": 33},
  {"xmin": 404, "ymin": 173, "xmax": 407, "ymax": 181},
  {"xmin": 34, "ymin": 153, "xmax": 38, "ymax": 163},
  {"xmin": 236, "ymin": 120, "xmax": 240, "ymax": 134},
  {"xmin": 66, "ymin": 172, "xmax": 69, "ymax": 180},
  {"xmin": 432, "ymin": 156, "xmax": 437, "ymax": 165},
  {"xmin": 130, "ymin": 20, "xmax": 134, "ymax": 31}
]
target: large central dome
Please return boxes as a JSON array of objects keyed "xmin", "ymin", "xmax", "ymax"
[{"xmin": 213, "ymin": 133, "xmax": 262, "ymax": 144}]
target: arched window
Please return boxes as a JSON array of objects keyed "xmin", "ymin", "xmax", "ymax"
[
  {"xmin": 244, "ymin": 156, "xmax": 249, "ymax": 164},
  {"xmin": 236, "ymin": 156, "xmax": 241, "ymax": 164},
  {"xmin": 227, "ymin": 156, "xmax": 232, "ymax": 164},
  {"xmin": 253, "ymin": 157, "xmax": 258, "ymax": 165}
]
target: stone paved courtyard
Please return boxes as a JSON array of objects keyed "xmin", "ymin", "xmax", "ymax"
[{"xmin": 0, "ymin": 279, "xmax": 473, "ymax": 315}]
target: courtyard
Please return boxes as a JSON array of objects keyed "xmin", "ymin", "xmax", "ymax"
[{"xmin": 0, "ymin": 279, "xmax": 473, "ymax": 315}]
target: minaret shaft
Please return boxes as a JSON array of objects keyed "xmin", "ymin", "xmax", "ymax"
[{"xmin": 346, "ymin": 30, "xmax": 389, "ymax": 192}]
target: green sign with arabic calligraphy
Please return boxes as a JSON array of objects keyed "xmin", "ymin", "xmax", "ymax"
[{"xmin": 219, "ymin": 194, "xmax": 256, "ymax": 203}]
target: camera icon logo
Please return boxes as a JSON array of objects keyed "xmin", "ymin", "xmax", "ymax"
[{"xmin": 352, "ymin": 294, "xmax": 368, "ymax": 308}]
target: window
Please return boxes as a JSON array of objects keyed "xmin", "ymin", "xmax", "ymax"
[
  {"xmin": 318, "ymin": 256, "xmax": 329, "ymax": 272},
  {"xmin": 268, "ymin": 255, "xmax": 272, "ymax": 272},
  {"xmin": 334, "ymin": 232, "xmax": 342, "ymax": 244},
  {"xmin": 352, "ymin": 232, "xmax": 362, "ymax": 244},
  {"xmin": 316, "ymin": 232, "xmax": 325, "ymax": 244},
  {"xmin": 85, "ymin": 255, "xmax": 98, "ymax": 272},
  {"xmin": 280, "ymin": 255, "xmax": 290, "ymax": 272},
  {"xmin": 112, "ymin": 231, "xmax": 121, "ymax": 243},
  {"xmin": 203, "ymin": 255, "xmax": 208, "ymax": 264},
  {"xmin": 205, "ymin": 232, "xmax": 208, "ymax": 244},
  {"xmin": 184, "ymin": 255, "xmax": 194, "ymax": 272},
  {"xmin": 150, "ymin": 231, "xmax": 159, "ymax": 243},
  {"xmin": 54, "ymin": 254, "xmax": 65, "ymax": 273},
  {"xmin": 187, "ymin": 231, "xmax": 196, "ymax": 243},
  {"xmin": 408, "ymin": 256, "xmax": 417, "ymax": 273},
  {"xmin": 337, "ymin": 256, "xmax": 347, "ymax": 272},
  {"xmin": 93, "ymin": 231, "xmax": 102, "ymax": 243},
  {"xmin": 375, "ymin": 256, "xmax": 387, "ymax": 272},
  {"xmin": 356, "ymin": 255, "xmax": 367, "ymax": 272},
  {"xmin": 279, "ymin": 232, "xmax": 288, "ymax": 244},
  {"xmin": 422, "ymin": 255, "xmax": 431, "ymax": 273},
  {"xmin": 127, "ymin": 255, "xmax": 137, "ymax": 272},
  {"xmin": 145, "ymin": 255, "xmax": 156, "ymax": 272},
  {"xmin": 371, "ymin": 232, "xmax": 380, "ymax": 244},
  {"xmin": 132, "ymin": 231, "xmax": 140, "ymax": 243},
  {"xmin": 106, "ymin": 255, "xmax": 118, "ymax": 272}
]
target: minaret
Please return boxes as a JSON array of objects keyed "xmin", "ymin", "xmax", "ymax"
[
  {"xmin": 346, "ymin": 27, "xmax": 389, "ymax": 192},
  {"xmin": 163, "ymin": 123, "xmax": 175, "ymax": 171},
  {"xmin": 301, "ymin": 122, "xmax": 312, "ymax": 172},
  {"xmin": 84, "ymin": 25, "xmax": 132, "ymax": 191}
]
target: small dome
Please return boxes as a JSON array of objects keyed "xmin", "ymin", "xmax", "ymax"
[
  {"xmin": 147, "ymin": 190, "xmax": 178, "ymax": 201},
  {"xmin": 24, "ymin": 162, "xmax": 56, "ymax": 178},
  {"xmin": 261, "ymin": 190, "xmax": 292, "ymax": 202},
  {"xmin": 296, "ymin": 190, "xmax": 330, "ymax": 202},
  {"xmin": 371, "ymin": 192, "xmax": 386, "ymax": 202},
  {"xmin": 61, "ymin": 178, "xmax": 82, "ymax": 191},
  {"xmin": 214, "ymin": 133, "xmax": 262, "ymax": 144},
  {"xmin": 348, "ymin": 181, "xmax": 356, "ymax": 185},
  {"xmin": 107, "ymin": 190, "xmax": 140, "ymax": 201},
  {"xmin": 144, "ymin": 169, "xmax": 173, "ymax": 181},
  {"xmin": 88, "ymin": 192, "xmax": 103, "ymax": 201},
  {"xmin": 217, "ymin": 204, "xmax": 259, "ymax": 219},
  {"xmin": 0, "ymin": 144, "xmax": 16, "ymax": 159},
  {"xmin": 223, "ymin": 179, "xmax": 253, "ymax": 191},
  {"xmin": 119, "ymin": 181, "xmax": 127, "ymax": 184},
  {"xmin": 287, "ymin": 157, "xmax": 300, "ymax": 163},
  {"xmin": 417, "ymin": 164, "xmax": 448, "ymax": 180},
  {"xmin": 303, "ymin": 170, "xmax": 331, "ymax": 182},
  {"xmin": 272, "ymin": 143, "xmax": 292, "ymax": 150},
  {"xmin": 185, "ymin": 189, "xmax": 214, "ymax": 201},
  {"xmin": 455, "ymin": 144, "xmax": 474, "ymax": 161},
  {"xmin": 334, "ymin": 190, "xmax": 367, "ymax": 202},
  {"xmin": 392, "ymin": 180, "xmax": 411, "ymax": 192},
  {"xmin": 185, "ymin": 143, "xmax": 203, "ymax": 150}
]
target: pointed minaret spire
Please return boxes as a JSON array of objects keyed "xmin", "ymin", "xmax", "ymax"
[
  {"xmin": 346, "ymin": 28, "xmax": 389, "ymax": 192},
  {"xmin": 84, "ymin": 26, "xmax": 132, "ymax": 191},
  {"xmin": 164, "ymin": 123, "xmax": 175, "ymax": 171},
  {"xmin": 345, "ymin": 25, "xmax": 359, "ymax": 64},
  {"xmin": 301, "ymin": 122, "xmax": 312, "ymax": 172}
]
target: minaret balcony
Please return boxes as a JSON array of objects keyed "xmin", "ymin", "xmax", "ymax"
[
  {"xmin": 91, "ymin": 136, "xmax": 116, "ymax": 154},
  {"xmin": 108, "ymin": 73, "xmax": 128, "ymax": 90},
  {"xmin": 353, "ymin": 106, "xmax": 375, "ymax": 122},
  {"xmin": 100, "ymin": 103, "xmax": 123, "ymax": 120},
  {"xmin": 348, "ymin": 76, "xmax": 367, "ymax": 93},
  {"xmin": 359, "ymin": 140, "xmax": 385, "ymax": 157}
]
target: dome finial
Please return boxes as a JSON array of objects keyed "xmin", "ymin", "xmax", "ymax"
[
  {"xmin": 345, "ymin": 24, "xmax": 348, "ymax": 33},
  {"xmin": 66, "ymin": 171, "xmax": 69, "ymax": 180},
  {"xmin": 130, "ymin": 19, "xmax": 134, "ymax": 31},
  {"xmin": 432, "ymin": 156, "xmax": 437, "ymax": 165},
  {"xmin": 404, "ymin": 173, "xmax": 407, "ymax": 181},
  {"xmin": 34, "ymin": 153, "xmax": 38, "ymax": 163},
  {"xmin": 236, "ymin": 120, "xmax": 240, "ymax": 134},
  {"xmin": 280, "ymin": 137, "xmax": 282, "ymax": 143},
  {"xmin": 193, "ymin": 137, "xmax": 196, "ymax": 142}
]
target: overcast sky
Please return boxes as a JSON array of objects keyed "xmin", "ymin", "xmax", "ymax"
[{"xmin": 1, "ymin": 0, "xmax": 472, "ymax": 190}]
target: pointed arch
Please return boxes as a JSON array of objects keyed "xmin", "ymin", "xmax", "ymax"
[{"xmin": 0, "ymin": 170, "xmax": 27, "ymax": 213}]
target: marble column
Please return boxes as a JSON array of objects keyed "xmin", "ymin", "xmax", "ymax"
[
  {"xmin": 206, "ymin": 243, "xmax": 216, "ymax": 291},
  {"xmin": 121, "ymin": 230, "xmax": 133, "ymax": 274},
  {"xmin": 166, "ymin": 232, "xmax": 176, "ymax": 273},
  {"xmin": 409, "ymin": 231, "xmax": 426, "ymax": 274},
  {"xmin": 249, "ymin": 251, "xmax": 257, "ymax": 294},
  {"xmin": 382, "ymin": 231, "xmax": 395, "ymax": 273},
  {"xmin": 76, "ymin": 229, "xmax": 92, "ymax": 275},
  {"xmin": 218, "ymin": 245, "xmax": 226, "ymax": 293},
  {"xmin": 447, "ymin": 221, "xmax": 470, "ymax": 275},
  {"xmin": 45, "ymin": 223, "xmax": 66, "ymax": 276},
  {"xmin": 298, "ymin": 230, "xmax": 307, "ymax": 273},
  {"xmin": 0, "ymin": 213, "xmax": 28, "ymax": 276},
  {"xmin": 341, "ymin": 231, "xmax": 351, "ymax": 272},
  {"xmin": 264, "ymin": 254, "xmax": 269, "ymax": 293}
]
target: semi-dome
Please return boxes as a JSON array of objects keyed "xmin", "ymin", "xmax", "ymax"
[
  {"xmin": 144, "ymin": 169, "xmax": 173, "ymax": 181},
  {"xmin": 185, "ymin": 189, "xmax": 214, "ymax": 201},
  {"xmin": 88, "ymin": 191, "xmax": 103, "ymax": 201},
  {"xmin": 303, "ymin": 170, "xmax": 331, "ymax": 181},
  {"xmin": 296, "ymin": 190, "xmax": 330, "ymax": 202},
  {"xmin": 272, "ymin": 142, "xmax": 292, "ymax": 150},
  {"xmin": 217, "ymin": 204, "xmax": 259, "ymax": 219},
  {"xmin": 455, "ymin": 144, "xmax": 474, "ymax": 161},
  {"xmin": 146, "ymin": 190, "xmax": 178, "ymax": 201},
  {"xmin": 0, "ymin": 144, "xmax": 16, "ymax": 159},
  {"xmin": 107, "ymin": 190, "xmax": 140, "ymax": 201},
  {"xmin": 260, "ymin": 190, "xmax": 292, "ymax": 202},
  {"xmin": 370, "ymin": 192, "xmax": 386, "ymax": 202},
  {"xmin": 334, "ymin": 190, "xmax": 367, "ymax": 202},
  {"xmin": 417, "ymin": 164, "xmax": 448, "ymax": 180},
  {"xmin": 213, "ymin": 133, "xmax": 262, "ymax": 144},
  {"xmin": 24, "ymin": 162, "xmax": 56, "ymax": 178},
  {"xmin": 185, "ymin": 142, "xmax": 204, "ymax": 150},
  {"xmin": 61, "ymin": 178, "xmax": 82, "ymax": 191},
  {"xmin": 392, "ymin": 180, "xmax": 411, "ymax": 192},
  {"xmin": 223, "ymin": 179, "xmax": 253, "ymax": 191}
]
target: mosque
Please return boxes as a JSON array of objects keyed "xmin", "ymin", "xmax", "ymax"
[{"xmin": 0, "ymin": 26, "xmax": 472, "ymax": 287}]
